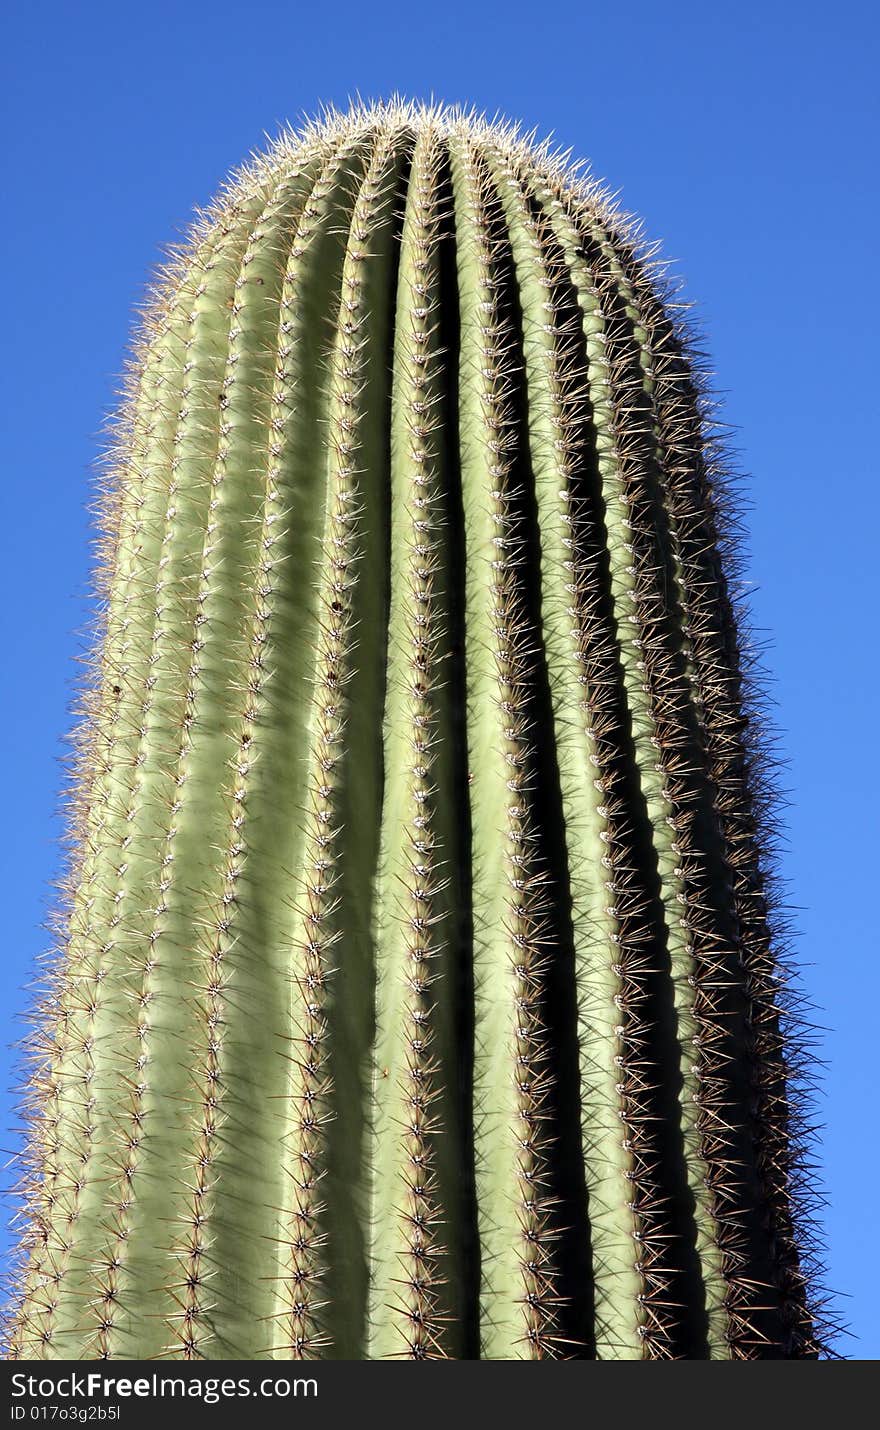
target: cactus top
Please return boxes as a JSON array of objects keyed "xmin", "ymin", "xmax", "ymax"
[{"xmin": 8, "ymin": 101, "xmax": 825, "ymax": 1360}]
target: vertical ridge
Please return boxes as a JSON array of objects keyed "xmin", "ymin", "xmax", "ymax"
[
  {"xmin": 484, "ymin": 147, "xmax": 653, "ymax": 1359},
  {"xmin": 449, "ymin": 135, "xmax": 561, "ymax": 1359},
  {"xmin": 596, "ymin": 230, "xmax": 810, "ymax": 1354},
  {"xmin": 9, "ymin": 337, "xmax": 173, "ymax": 1355},
  {"xmin": 367, "ymin": 127, "xmax": 464, "ymax": 1360},
  {"xmin": 156, "ymin": 145, "xmax": 358, "ymax": 1361},
  {"xmin": 271, "ymin": 130, "xmax": 405, "ymax": 1360},
  {"xmin": 523, "ymin": 185, "xmax": 731, "ymax": 1355},
  {"xmin": 99, "ymin": 146, "xmax": 342, "ymax": 1360},
  {"xmin": 10, "ymin": 337, "xmax": 174, "ymax": 1355},
  {"xmin": 29, "ymin": 183, "xmax": 274, "ymax": 1358},
  {"xmin": 139, "ymin": 137, "xmax": 372, "ymax": 1361}
]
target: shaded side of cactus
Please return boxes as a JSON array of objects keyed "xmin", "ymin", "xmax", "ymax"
[{"xmin": 7, "ymin": 101, "xmax": 827, "ymax": 1361}]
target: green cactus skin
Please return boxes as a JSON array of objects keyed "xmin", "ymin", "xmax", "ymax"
[{"xmin": 7, "ymin": 101, "xmax": 825, "ymax": 1361}]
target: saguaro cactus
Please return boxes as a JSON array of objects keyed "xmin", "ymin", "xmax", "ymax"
[{"xmin": 8, "ymin": 101, "xmax": 824, "ymax": 1360}]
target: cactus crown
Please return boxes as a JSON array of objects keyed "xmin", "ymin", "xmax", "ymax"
[{"xmin": 7, "ymin": 100, "xmax": 829, "ymax": 1360}]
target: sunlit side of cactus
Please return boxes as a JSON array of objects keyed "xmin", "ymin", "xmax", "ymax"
[{"xmin": 7, "ymin": 101, "xmax": 825, "ymax": 1360}]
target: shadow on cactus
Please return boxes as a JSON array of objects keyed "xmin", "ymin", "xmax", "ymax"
[{"xmin": 6, "ymin": 99, "xmax": 832, "ymax": 1360}]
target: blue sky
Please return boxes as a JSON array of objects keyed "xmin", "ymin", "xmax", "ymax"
[{"xmin": 1, "ymin": 0, "xmax": 876, "ymax": 1356}]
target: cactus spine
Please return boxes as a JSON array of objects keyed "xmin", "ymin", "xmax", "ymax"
[{"xmin": 8, "ymin": 101, "xmax": 824, "ymax": 1360}]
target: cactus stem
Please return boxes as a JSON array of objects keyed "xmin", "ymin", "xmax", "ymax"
[{"xmin": 7, "ymin": 100, "xmax": 827, "ymax": 1361}]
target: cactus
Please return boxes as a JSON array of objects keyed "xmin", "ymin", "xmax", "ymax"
[{"xmin": 7, "ymin": 101, "xmax": 826, "ymax": 1361}]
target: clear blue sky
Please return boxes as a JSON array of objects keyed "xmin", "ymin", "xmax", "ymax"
[{"xmin": 1, "ymin": 0, "xmax": 876, "ymax": 1357}]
